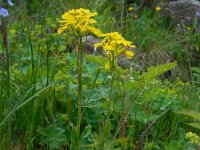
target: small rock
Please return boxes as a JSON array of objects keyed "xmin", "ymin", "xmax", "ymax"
[{"xmin": 81, "ymin": 36, "xmax": 102, "ymax": 55}]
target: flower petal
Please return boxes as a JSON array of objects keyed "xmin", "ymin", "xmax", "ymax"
[
  {"xmin": 0, "ymin": 8, "xmax": 9, "ymax": 17},
  {"xmin": 57, "ymin": 26, "xmax": 67, "ymax": 34},
  {"xmin": 7, "ymin": 0, "xmax": 14, "ymax": 6},
  {"xmin": 124, "ymin": 50, "xmax": 134, "ymax": 59}
]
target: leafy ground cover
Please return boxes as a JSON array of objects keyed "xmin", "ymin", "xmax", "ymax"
[{"xmin": 0, "ymin": 0, "xmax": 200, "ymax": 149}]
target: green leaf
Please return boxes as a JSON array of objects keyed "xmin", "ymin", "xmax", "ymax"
[
  {"xmin": 70, "ymin": 123, "xmax": 79, "ymax": 150},
  {"xmin": 39, "ymin": 125, "xmax": 67, "ymax": 149},
  {"xmin": 129, "ymin": 62, "xmax": 177, "ymax": 89},
  {"xmin": 186, "ymin": 123, "xmax": 200, "ymax": 130},
  {"xmin": 191, "ymin": 67, "xmax": 200, "ymax": 80},
  {"xmin": 86, "ymin": 55, "xmax": 108, "ymax": 66},
  {"xmin": 104, "ymin": 119, "xmax": 111, "ymax": 138},
  {"xmin": 81, "ymin": 125, "xmax": 92, "ymax": 141},
  {"xmin": 140, "ymin": 62, "xmax": 177, "ymax": 81},
  {"xmin": 114, "ymin": 137, "xmax": 129, "ymax": 147},
  {"xmin": 176, "ymin": 110, "xmax": 200, "ymax": 122}
]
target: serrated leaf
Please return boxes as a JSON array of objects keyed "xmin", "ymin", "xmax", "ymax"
[
  {"xmin": 128, "ymin": 62, "xmax": 177, "ymax": 89},
  {"xmin": 39, "ymin": 125, "xmax": 67, "ymax": 149},
  {"xmin": 141, "ymin": 62, "xmax": 177, "ymax": 81}
]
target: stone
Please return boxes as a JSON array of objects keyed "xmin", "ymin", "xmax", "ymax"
[
  {"xmin": 162, "ymin": 0, "xmax": 200, "ymax": 28},
  {"xmin": 81, "ymin": 36, "xmax": 102, "ymax": 55}
]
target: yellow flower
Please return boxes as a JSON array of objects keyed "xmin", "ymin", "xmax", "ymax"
[
  {"xmin": 186, "ymin": 26, "xmax": 192, "ymax": 30},
  {"xmin": 87, "ymin": 26, "xmax": 102, "ymax": 36},
  {"xmin": 155, "ymin": 6, "xmax": 161, "ymax": 11},
  {"xmin": 128, "ymin": 7, "xmax": 134, "ymax": 11},
  {"xmin": 125, "ymin": 50, "xmax": 134, "ymax": 59},
  {"xmin": 105, "ymin": 62, "xmax": 110, "ymax": 69},
  {"xmin": 58, "ymin": 8, "xmax": 101, "ymax": 35},
  {"xmin": 94, "ymin": 32, "xmax": 135, "ymax": 60}
]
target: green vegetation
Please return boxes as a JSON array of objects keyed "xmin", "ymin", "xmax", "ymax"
[{"xmin": 0, "ymin": 0, "xmax": 199, "ymax": 149}]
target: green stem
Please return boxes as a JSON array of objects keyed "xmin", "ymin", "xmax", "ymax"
[
  {"xmin": 103, "ymin": 52, "xmax": 115, "ymax": 148},
  {"xmin": 77, "ymin": 34, "xmax": 83, "ymax": 149},
  {"xmin": 119, "ymin": 76, "xmax": 126, "ymax": 137},
  {"xmin": 109, "ymin": 52, "xmax": 115, "ymax": 112}
]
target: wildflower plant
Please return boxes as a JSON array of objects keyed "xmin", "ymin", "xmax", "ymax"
[
  {"xmin": 95, "ymin": 32, "xmax": 135, "ymax": 69},
  {"xmin": 94, "ymin": 31, "xmax": 135, "ymax": 113},
  {"xmin": 93, "ymin": 31, "xmax": 135, "ymax": 145},
  {"xmin": 58, "ymin": 8, "xmax": 101, "ymax": 36},
  {"xmin": 58, "ymin": 8, "xmax": 101, "ymax": 149}
]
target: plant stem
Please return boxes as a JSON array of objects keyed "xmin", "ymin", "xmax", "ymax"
[
  {"xmin": 119, "ymin": 76, "xmax": 126, "ymax": 137},
  {"xmin": 102, "ymin": 53, "xmax": 115, "ymax": 149},
  {"xmin": 109, "ymin": 52, "xmax": 115, "ymax": 109},
  {"xmin": 77, "ymin": 34, "xmax": 83, "ymax": 149}
]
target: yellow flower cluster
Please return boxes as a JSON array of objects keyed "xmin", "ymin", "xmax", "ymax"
[
  {"xmin": 128, "ymin": 7, "xmax": 134, "ymax": 11},
  {"xmin": 94, "ymin": 32, "xmax": 135, "ymax": 59},
  {"xmin": 186, "ymin": 132, "xmax": 200, "ymax": 146},
  {"xmin": 155, "ymin": 6, "xmax": 161, "ymax": 11},
  {"xmin": 58, "ymin": 8, "xmax": 101, "ymax": 35},
  {"xmin": 58, "ymin": 8, "xmax": 136, "ymax": 69}
]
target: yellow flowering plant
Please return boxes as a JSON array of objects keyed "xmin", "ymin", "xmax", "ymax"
[
  {"xmin": 57, "ymin": 8, "xmax": 136, "ymax": 148},
  {"xmin": 57, "ymin": 8, "xmax": 102, "ymax": 149},
  {"xmin": 94, "ymin": 32, "xmax": 135, "ymax": 69},
  {"xmin": 93, "ymin": 32, "xmax": 136, "ymax": 141},
  {"xmin": 57, "ymin": 8, "xmax": 101, "ymax": 36}
]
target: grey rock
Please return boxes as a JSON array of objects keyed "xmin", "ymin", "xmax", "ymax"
[
  {"xmin": 163, "ymin": 0, "xmax": 200, "ymax": 28},
  {"xmin": 81, "ymin": 36, "xmax": 102, "ymax": 55}
]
